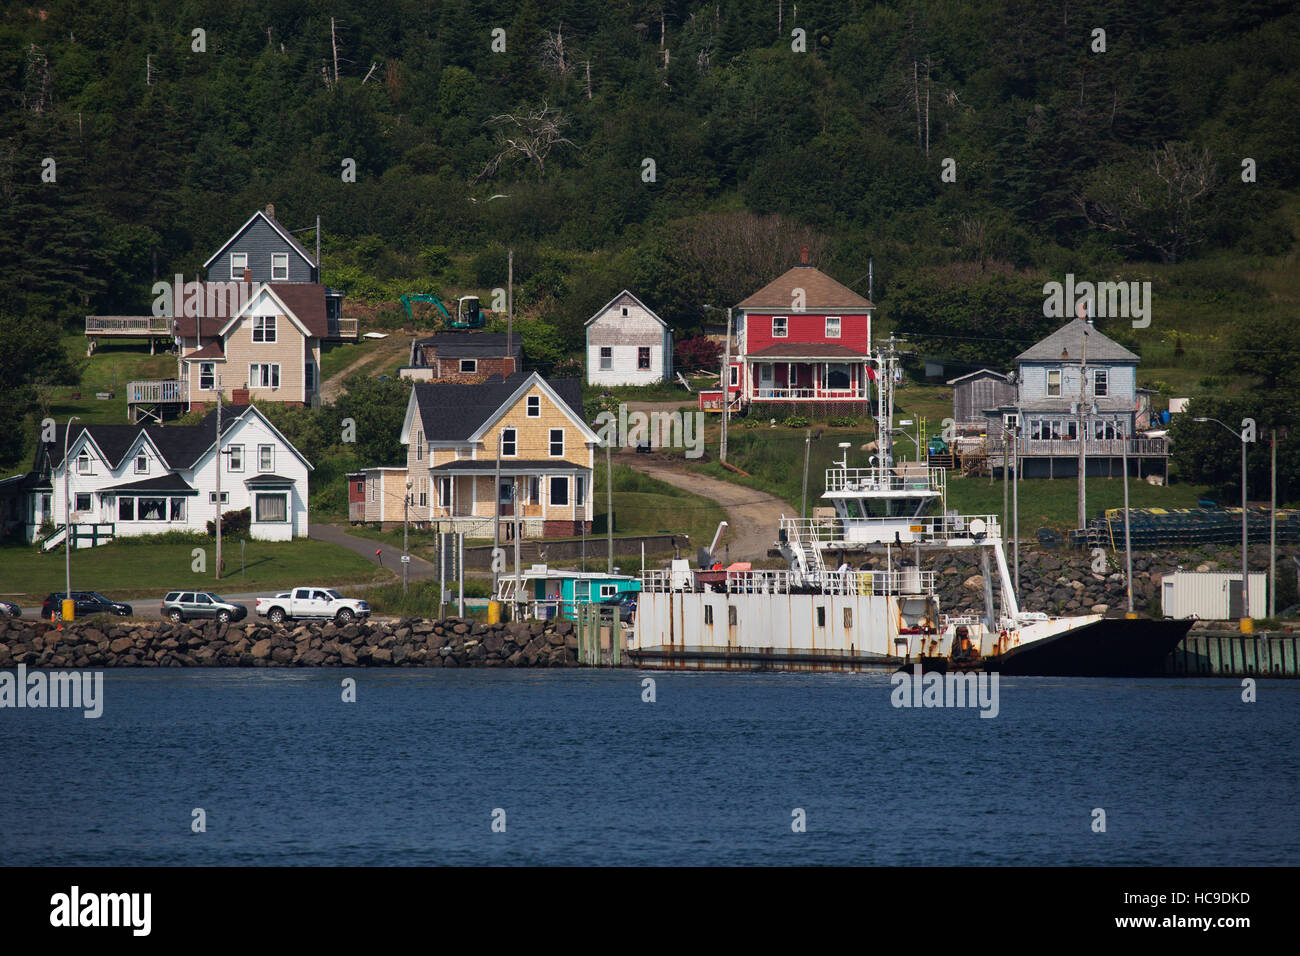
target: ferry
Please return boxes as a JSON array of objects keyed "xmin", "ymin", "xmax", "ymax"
[{"xmin": 628, "ymin": 346, "xmax": 1192, "ymax": 676}]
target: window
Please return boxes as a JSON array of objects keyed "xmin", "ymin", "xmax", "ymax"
[
  {"xmin": 599, "ymin": 584, "xmax": 617, "ymax": 598},
  {"xmin": 499, "ymin": 480, "xmax": 513, "ymax": 504},
  {"xmin": 209, "ymin": 492, "xmax": 229, "ymax": 504},
  {"xmin": 638, "ymin": 347, "xmax": 651, "ymax": 370},
  {"xmin": 816, "ymin": 606, "xmax": 826, "ymax": 627},
  {"xmin": 170, "ymin": 498, "xmax": 186, "ymax": 521},
  {"xmin": 437, "ymin": 477, "xmax": 452, "ymax": 508},
  {"xmin": 575, "ymin": 475, "xmax": 585, "ymax": 506},
  {"xmin": 1092, "ymin": 368, "xmax": 1108, "ymax": 397},
  {"xmin": 77, "ymin": 450, "xmax": 93, "ymax": 475},
  {"xmin": 305, "ymin": 361, "xmax": 315, "ymax": 392},
  {"xmin": 253, "ymin": 315, "xmax": 277, "ymax": 343},
  {"xmin": 199, "ymin": 362, "xmax": 215, "ymax": 391},
  {"xmin": 258, "ymin": 445, "xmax": 274, "ymax": 472},
  {"xmin": 460, "ymin": 359, "xmax": 477, "ymax": 373},
  {"xmin": 249, "ymin": 363, "xmax": 280, "ymax": 388},
  {"xmin": 255, "ymin": 493, "xmax": 287, "ymax": 522},
  {"xmin": 600, "ymin": 347, "xmax": 612, "ymax": 370},
  {"xmin": 772, "ymin": 316, "xmax": 788, "ymax": 338},
  {"xmin": 549, "ymin": 428, "xmax": 564, "ymax": 457},
  {"xmin": 729, "ymin": 365, "xmax": 739, "ymax": 387},
  {"xmin": 418, "ymin": 479, "xmax": 428, "ymax": 508},
  {"xmin": 527, "ymin": 396, "xmax": 540, "ymax": 417},
  {"xmin": 138, "ymin": 497, "xmax": 166, "ymax": 521},
  {"xmin": 230, "ymin": 253, "xmax": 247, "ymax": 280},
  {"xmin": 414, "ymin": 430, "xmax": 423, "ymax": 462},
  {"xmin": 550, "ymin": 476, "xmax": 569, "ymax": 506},
  {"xmin": 704, "ymin": 605, "xmax": 713, "ymax": 625},
  {"xmin": 621, "ymin": 306, "xmax": 629, "ymax": 317},
  {"xmin": 1047, "ymin": 369, "xmax": 1062, "ymax": 397},
  {"xmin": 135, "ymin": 452, "xmax": 148, "ymax": 474},
  {"xmin": 118, "ymin": 498, "xmax": 135, "ymax": 521},
  {"xmin": 1004, "ymin": 413, "xmax": 1019, "ymax": 431},
  {"xmin": 826, "ymin": 364, "xmax": 851, "ymax": 390},
  {"xmin": 528, "ymin": 476, "xmax": 540, "ymax": 504},
  {"xmin": 74, "ymin": 493, "xmax": 91, "ymax": 512},
  {"xmin": 228, "ymin": 445, "xmax": 244, "ymax": 472},
  {"xmin": 825, "ymin": 316, "xmax": 841, "ymax": 338},
  {"xmin": 728, "ymin": 605, "xmax": 737, "ymax": 626},
  {"xmin": 271, "ymin": 253, "xmax": 289, "ymax": 281},
  {"xmin": 501, "ymin": 428, "xmax": 517, "ymax": 457}
]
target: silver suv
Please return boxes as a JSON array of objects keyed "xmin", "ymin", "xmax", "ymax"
[{"xmin": 161, "ymin": 591, "xmax": 248, "ymax": 624}]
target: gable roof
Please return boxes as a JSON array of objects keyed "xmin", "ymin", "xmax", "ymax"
[
  {"xmin": 409, "ymin": 373, "xmax": 586, "ymax": 443},
  {"xmin": 947, "ymin": 368, "xmax": 1011, "ymax": 386},
  {"xmin": 1016, "ymin": 319, "xmax": 1139, "ymax": 364},
  {"xmin": 202, "ymin": 209, "xmax": 317, "ymax": 272},
  {"xmin": 736, "ymin": 265, "xmax": 875, "ymax": 312},
  {"xmin": 584, "ymin": 290, "xmax": 668, "ymax": 328},
  {"xmin": 172, "ymin": 282, "xmax": 329, "ymax": 339}
]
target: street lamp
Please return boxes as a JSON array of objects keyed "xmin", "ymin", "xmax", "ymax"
[
  {"xmin": 895, "ymin": 419, "xmax": 921, "ymax": 461},
  {"xmin": 1194, "ymin": 417, "xmax": 1251, "ymax": 629},
  {"xmin": 63, "ymin": 415, "xmax": 81, "ymax": 622}
]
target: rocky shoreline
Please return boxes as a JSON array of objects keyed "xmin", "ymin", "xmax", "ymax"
[{"xmin": 0, "ymin": 616, "xmax": 592, "ymax": 669}]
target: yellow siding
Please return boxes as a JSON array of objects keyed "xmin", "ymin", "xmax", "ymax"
[
  {"xmin": 479, "ymin": 385, "xmax": 590, "ymax": 469},
  {"xmin": 180, "ymin": 318, "xmax": 313, "ymax": 405}
]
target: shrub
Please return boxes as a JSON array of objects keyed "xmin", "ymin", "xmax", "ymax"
[
  {"xmin": 828, "ymin": 415, "xmax": 858, "ymax": 427},
  {"xmin": 782, "ymin": 414, "xmax": 810, "ymax": 428},
  {"xmin": 206, "ymin": 507, "xmax": 251, "ymax": 537},
  {"xmin": 674, "ymin": 335, "xmax": 722, "ymax": 372}
]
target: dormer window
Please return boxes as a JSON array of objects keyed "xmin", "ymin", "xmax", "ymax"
[
  {"xmin": 772, "ymin": 316, "xmax": 788, "ymax": 338},
  {"xmin": 135, "ymin": 453, "xmax": 148, "ymax": 474},
  {"xmin": 230, "ymin": 253, "xmax": 247, "ymax": 280},
  {"xmin": 271, "ymin": 253, "xmax": 289, "ymax": 281}
]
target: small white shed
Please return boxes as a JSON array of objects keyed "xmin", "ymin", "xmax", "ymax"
[
  {"xmin": 585, "ymin": 290, "xmax": 673, "ymax": 387},
  {"xmin": 1161, "ymin": 571, "xmax": 1267, "ymax": 620}
]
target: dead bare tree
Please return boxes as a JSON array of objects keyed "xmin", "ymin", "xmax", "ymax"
[
  {"xmin": 1077, "ymin": 142, "xmax": 1219, "ymax": 263},
  {"xmin": 539, "ymin": 25, "xmax": 574, "ymax": 80},
  {"xmin": 475, "ymin": 103, "xmax": 576, "ymax": 182}
]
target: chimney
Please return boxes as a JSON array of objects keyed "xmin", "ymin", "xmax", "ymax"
[
  {"xmin": 800, "ymin": 245, "xmax": 810, "ymax": 266},
  {"xmin": 266, "ymin": 203, "xmax": 275, "ymax": 220},
  {"xmin": 243, "ymin": 268, "xmax": 252, "ymax": 285}
]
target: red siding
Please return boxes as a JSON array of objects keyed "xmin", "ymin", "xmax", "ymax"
[{"xmin": 744, "ymin": 313, "xmax": 871, "ymax": 355}]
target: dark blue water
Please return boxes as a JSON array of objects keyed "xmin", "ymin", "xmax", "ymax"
[{"xmin": 1, "ymin": 670, "xmax": 1296, "ymax": 865}]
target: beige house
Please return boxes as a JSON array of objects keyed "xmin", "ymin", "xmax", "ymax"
[
  {"xmin": 174, "ymin": 282, "xmax": 327, "ymax": 410},
  {"xmin": 394, "ymin": 371, "xmax": 597, "ymax": 538}
]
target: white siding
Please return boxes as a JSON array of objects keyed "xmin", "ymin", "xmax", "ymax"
[{"xmin": 586, "ymin": 296, "xmax": 672, "ymax": 386}]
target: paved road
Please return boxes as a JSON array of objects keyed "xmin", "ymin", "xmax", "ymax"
[
  {"xmin": 615, "ymin": 450, "xmax": 790, "ymax": 562},
  {"xmin": 309, "ymin": 523, "xmax": 439, "ymax": 578}
]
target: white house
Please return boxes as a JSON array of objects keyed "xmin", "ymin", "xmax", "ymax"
[
  {"xmin": 2, "ymin": 404, "xmax": 312, "ymax": 547},
  {"xmin": 585, "ymin": 290, "xmax": 673, "ymax": 387}
]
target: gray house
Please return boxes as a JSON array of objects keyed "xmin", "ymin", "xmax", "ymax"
[
  {"xmin": 948, "ymin": 369, "xmax": 1015, "ymax": 427},
  {"xmin": 980, "ymin": 318, "xmax": 1168, "ymax": 479},
  {"xmin": 204, "ymin": 205, "xmax": 320, "ymax": 284}
]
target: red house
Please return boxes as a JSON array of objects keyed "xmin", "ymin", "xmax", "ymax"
[{"xmin": 708, "ymin": 250, "xmax": 874, "ymax": 414}]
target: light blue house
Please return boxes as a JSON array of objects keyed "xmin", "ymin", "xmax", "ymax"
[
  {"xmin": 981, "ymin": 318, "xmax": 1168, "ymax": 479},
  {"xmin": 496, "ymin": 565, "xmax": 641, "ymax": 620}
]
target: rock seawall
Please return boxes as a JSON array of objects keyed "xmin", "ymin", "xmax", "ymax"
[{"xmin": 0, "ymin": 617, "xmax": 590, "ymax": 669}]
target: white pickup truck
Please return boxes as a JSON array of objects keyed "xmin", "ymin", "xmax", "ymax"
[{"xmin": 256, "ymin": 588, "xmax": 370, "ymax": 625}]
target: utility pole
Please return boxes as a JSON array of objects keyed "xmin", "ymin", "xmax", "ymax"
[
  {"xmin": 1241, "ymin": 428, "xmax": 1249, "ymax": 626},
  {"xmin": 215, "ymin": 376, "xmax": 223, "ymax": 580},
  {"xmin": 403, "ymin": 478, "xmax": 411, "ymax": 594},
  {"xmin": 316, "ymin": 215, "xmax": 321, "ymax": 275},
  {"xmin": 720, "ymin": 306, "xmax": 732, "ymax": 464},
  {"xmin": 606, "ymin": 440, "xmax": 614, "ymax": 572},
  {"xmin": 1270, "ymin": 428, "xmax": 1282, "ymax": 618},
  {"xmin": 493, "ymin": 431, "xmax": 502, "ymax": 598},
  {"xmin": 63, "ymin": 415, "xmax": 80, "ymax": 619},
  {"xmin": 1012, "ymin": 425, "xmax": 1020, "ymax": 605},
  {"xmin": 507, "ymin": 249, "xmax": 514, "ymax": 372},
  {"xmin": 513, "ymin": 478, "xmax": 521, "ymax": 618},
  {"xmin": 1076, "ymin": 319, "xmax": 1089, "ymax": 531},
  {"xmin": 1122, "ymin": 425, "xmax": 1133, "ymax": 615}
]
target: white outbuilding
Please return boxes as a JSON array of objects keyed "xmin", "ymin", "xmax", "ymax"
[{"xmin": 585, "ymin": 290, "xmax": 673, "ymax": 387}]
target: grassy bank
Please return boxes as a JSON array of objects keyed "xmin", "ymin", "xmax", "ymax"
[{"xmin": 0, "ymin": 535, "xmax": 387, "ymax": 603}]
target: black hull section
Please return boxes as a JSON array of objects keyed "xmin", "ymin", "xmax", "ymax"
[{"xmin": 991, "ymin": 617, "xmax": 1193, "ymax": 678}]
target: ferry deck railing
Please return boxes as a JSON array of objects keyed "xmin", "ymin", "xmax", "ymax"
[
  {"xmin": 779, "ymin": 513, "xmax": 1003, "ymax": 546},
  {"xmin": 640, "ymin": 566, "xmax": 936, "ymax": 596}
]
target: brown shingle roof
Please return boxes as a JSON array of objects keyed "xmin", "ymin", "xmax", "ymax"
[
  {"xmin": 172, "ymin": 283, "xmax": 328, "ymax": 338},
  {"xmin": 181, "ymin": 341, "xmax": 225, "ymax": 360},
  {"xmin": 736, "ymin": 265, "xmax": 875, "ymax": 312},
  {"xmin": 747, "ymin": 343, "xmax": 869, "ymax": 359}
]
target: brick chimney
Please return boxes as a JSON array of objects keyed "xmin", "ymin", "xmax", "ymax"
[
  {"xmin": 800, "ymin": 245, "xmax": 810, "ymax": 266},
  {"xmin": 243, "ymin": 268, "xmax": 252, "ymax": 285},
  {"xmin": 266, "ymin": 203, "xmax": 275, "ymax": 220},
  {"xmin": 232, "ymin": 387, "xmax": 250, "ymax": 405}
]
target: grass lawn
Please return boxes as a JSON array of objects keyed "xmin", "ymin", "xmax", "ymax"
[
  {"xmin": 0, "ymin": 536, "xmax": 388, "ymax": 603},
  {"xmin": 320, "ymin": 337, "xmax": 388, "ymax": 381},
  {"xmin": 947, "ymin": 475, "xmax": 1214, "ymax": 532},
  {"xmin": 43, "ymin": 334, "xmax": 178, "ymax": 427}
]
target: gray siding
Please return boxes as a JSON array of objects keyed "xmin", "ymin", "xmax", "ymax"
[
  {"xmin": 953, "ymin": 375, "xmax": 1015, "ymax": 424},
  {"xmin": 209, "ymin": 217, "xmax": 316, "ymax": 284},
  {"xmin": 1019, "ymin": 361, "xmax": 1136, "ymax": 403}
]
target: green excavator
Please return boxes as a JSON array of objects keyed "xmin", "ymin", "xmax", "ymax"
[{"xmin": 400, "ymin": 292, "xmax": 484, "ymax": 329}]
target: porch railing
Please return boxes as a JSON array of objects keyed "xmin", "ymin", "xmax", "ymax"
[
  {"xmin": 127, "ymin": 380, "xmax": 185, "ymax": 403},
  {"xmin": 86, "ymin": 316, "xmax": 174, "ymax": 335},
  {"xmin": 1017, "ymin": 437, "xmax": 1168, "ymax": 457}
]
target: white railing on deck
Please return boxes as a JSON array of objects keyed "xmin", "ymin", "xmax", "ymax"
[
  {"xmin": 127, "ymin": 380, "xmax": 185, "ymax": 403},
  {"xmin": 780, "ymin": 513, "xmax": 1002, "ymax": 545},
  {"xmin": 640, "ymin": 566, "xmax": 936, "ymax": 596},
  {"xmin": 86, "ymin": 316, "xmax": 174, "ymax": 335},
  {"xmin": 824, "ymin": 467, "xmax": 946, "ymax": 494}
]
